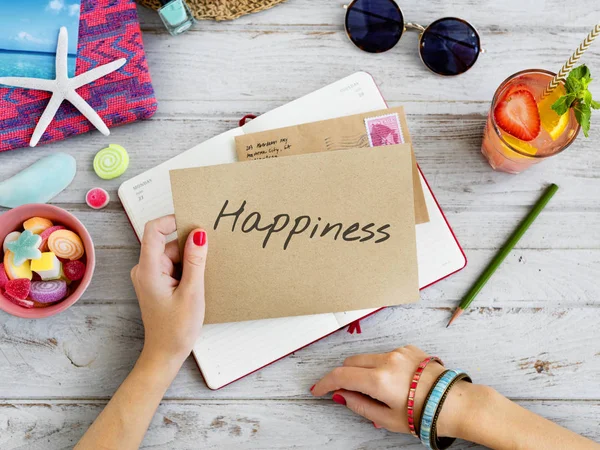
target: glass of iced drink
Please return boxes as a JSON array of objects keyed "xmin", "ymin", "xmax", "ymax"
[{"xmin": 481, "ymin": 69, "xmax": 580, "ymax": 173}]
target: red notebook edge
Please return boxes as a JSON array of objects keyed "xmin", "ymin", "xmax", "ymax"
[{"xmin": 118, "ymin": 72, "xmax": 467, "ymax": 390}]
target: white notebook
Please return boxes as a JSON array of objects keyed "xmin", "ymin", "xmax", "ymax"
[{"xmin": 119, "ymin": 72, "xmax": 466, "ymax": 389}]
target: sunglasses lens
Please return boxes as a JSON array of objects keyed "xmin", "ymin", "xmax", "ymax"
[
  {"xmin": 345, "ymin": 0, "xmax": 404, "ymax": 53},
  {"xmin": 419, "ymin": 18, "xmax": 480, "ymax": 76}
]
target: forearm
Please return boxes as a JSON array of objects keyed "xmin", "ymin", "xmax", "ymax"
[
  {"xmin": 75, "ymin": 351, "xmax": 183, "ymax": 450},
  {"xmin": 441, "ymin": 383, "xmax": 600, "ymax": 450}
]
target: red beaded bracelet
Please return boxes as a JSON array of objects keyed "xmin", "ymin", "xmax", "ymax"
[{"xmin": 407, "ymin": 356, "xmax": 444, "ymax": 438}]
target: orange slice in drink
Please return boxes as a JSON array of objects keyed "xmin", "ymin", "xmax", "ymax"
[
  {"xmin": 538, "ymin": 85, "xmax": 569, "ymax": 141},
  {"xmin": 502, "ymin": 134, "xmax": 538, "ymax": 156}
]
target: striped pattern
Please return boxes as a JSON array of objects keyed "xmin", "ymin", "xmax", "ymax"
[
  {"xmin": 0, "ymin": 0, "xmax": 157, "ymax": 152},
  {"xmin": 419, "ymin": 369, "xmax": 466, "ymax": 449},
  {"xmin": 543, "ymin": 23, "xmax": 600, "ymax": 97},
  {"xmin": 407, "ymin": 356, "xmax": 444, "ymax": 438}
]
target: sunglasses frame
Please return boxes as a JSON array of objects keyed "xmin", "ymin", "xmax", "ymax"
[{"xmin": 343, "ymin": 0, "xmax": 484, "ymax": 77}]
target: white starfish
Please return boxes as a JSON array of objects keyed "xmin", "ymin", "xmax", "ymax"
[{"xmin": 0, "ymin": 27, "xmax": 126, "ymax": 147}]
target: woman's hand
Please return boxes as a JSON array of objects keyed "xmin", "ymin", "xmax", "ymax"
[
  {"xmin": 131, "ymin": 215, "xmax": 208, "ymax": 368},
  {"xmin": 311, "ymin": 346, "xmax": 599, "ymax": 450},
  {"xmin": 310, "ymin": 345, "xmax": 470, "ymax": 437},
  {"xmin": 76, "ymin": 215, "xmax": 209, "ymax": 449}
]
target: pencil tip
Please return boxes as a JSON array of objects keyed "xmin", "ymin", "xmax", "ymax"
[{"xmin": 446, "ymin": 308, "xmax": 463, "ymax": 328}]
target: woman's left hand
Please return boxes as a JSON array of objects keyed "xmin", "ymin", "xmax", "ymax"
[{"xmin": 310, "ymin": 345, "xmax": 464, "ymax": 436}]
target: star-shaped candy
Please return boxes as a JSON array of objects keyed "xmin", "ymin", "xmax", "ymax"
[
  {"xmin": 0, "ymin": 27, "xmax": 126, "ymax": 147},
  {"xmin": 6, "ymin": 230, "xmax": 42, "ymax": 266}
]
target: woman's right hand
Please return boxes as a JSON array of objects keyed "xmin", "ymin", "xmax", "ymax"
[
  {"xmin": 131, "ymin": 215, "xmax": 208, "ymax": 369},
  {"xmin": 310, "ymin": 345, "xmax": 475, "ymax": 437}
]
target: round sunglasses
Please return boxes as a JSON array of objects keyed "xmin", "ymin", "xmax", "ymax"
[{"xmin": 343, "ymin": 0, "xmax": 482, "ymax": 76}]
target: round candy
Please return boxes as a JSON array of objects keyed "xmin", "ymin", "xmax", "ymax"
[
  {"xmin": 29, "ymin": 280, "xmax": 68, "ymax": 303},
  {"xmin": 39, "ymin": 225, "xmax": 66, "ymax": 252},
  {"xmin": 48, "ymin": 230, "xmax": 84, "ymax": 260},
  {"xmin": 93, "ymin": 144, "xmax": 129, "ymax": 180},
  {"xmin": 63, "ymin": 260, "xmax": 86, "ymax": 281},
  {"xmin": 5, "ymin": 278, "xmax": 31, "ymax": 300},
  {"xmin": 3, "ymin": 231, "xmax": 21, "ymax": 253},
  {"xmin": 23, "ymin": 217, "xmax": 54, "ymax": 235},
  {"xmin": 0, "ymin": 264, "xmax": 8, "ymax": 289},
  {"xmin": 86, "ymin": 188, "xmax": 110, "ymax": 209}
]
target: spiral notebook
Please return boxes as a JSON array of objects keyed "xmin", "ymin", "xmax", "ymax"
[{"xmin": 119, "ymin": 72, "xmax": 466, "ymax": 389}]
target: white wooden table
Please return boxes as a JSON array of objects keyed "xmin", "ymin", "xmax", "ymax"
[{"xmin": 1, "ymin": 1, "xmax": 600, "ymax": 448}]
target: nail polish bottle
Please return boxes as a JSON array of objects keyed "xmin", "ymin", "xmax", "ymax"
[{"xmin": 158, "ymin": 0, "xmax": 195, "ymax": 36}]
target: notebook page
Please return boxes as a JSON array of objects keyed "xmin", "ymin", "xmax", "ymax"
[
  {"xmin": 194, "ymin": 313, "xmax": 340, "ymax": 389},
  {"xmin": 243, "ymin": 71, "xmax": 385, "ymax": 134},
  {"xmin": 413, "ymin": 171, "xmax": 466, "ymax": 287},
  {"xmin": 118, "ymin": 128, "xmax": 244, "ymax": 238},
  {"xmin": 334, "ymin": 174, "xmax": 466, "ymax": 328}
]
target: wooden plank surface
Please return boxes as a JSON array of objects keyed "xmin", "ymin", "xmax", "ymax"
[
  {"xmin": 1, "ymin": 306, "xmax": 598, "ymax": 400},
  {"xmin": 1, "ymin": 400, "xmax": 599, "ymax": 449},
  {"xmin": 1, "ymin": 0, "xmax": 600, "ymax": 447}
]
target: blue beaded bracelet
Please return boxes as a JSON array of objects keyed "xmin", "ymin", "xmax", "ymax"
[{"xmin": 419, "ymin": 369, "xmax": 469, "ymax": 449}]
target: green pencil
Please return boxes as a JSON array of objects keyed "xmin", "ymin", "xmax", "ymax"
[{"xmin": 447, "ymin": 183, "xmax": 559, "ymax": 327}]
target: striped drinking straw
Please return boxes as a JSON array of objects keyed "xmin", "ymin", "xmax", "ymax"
[{"xmin": 543, "ymin": 23, "xmax": 600, "ymax": 98}]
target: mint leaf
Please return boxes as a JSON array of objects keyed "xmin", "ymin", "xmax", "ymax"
[
  {"xmin": 568, "ymin": 65, "xmax": 590, "ymax": 83},
  {"xmin": 582, "ymin": 75, "xmax": 593, "ymax": 90},
  {"xmin": 552, "ymin": 93, "xmax": 576, "ymax": 115},
  {"xmin": 568, "ymin": 65, "xmax": 589, "ymax": 79},
  {"xmin": 574, "ymin": 101, "xmax": 591, "ymax": 137},
  {"xmin": 565, "ymin": 74, "xmax": 582, "ymax": 93},
  {"xmin": 554, "ymin": 64, "xmax": 597, "ymax": 137}
]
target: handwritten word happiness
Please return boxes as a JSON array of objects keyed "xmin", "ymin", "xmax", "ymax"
[{"xmin": 213, "ymin": 200, "xmax": 391, "ymax": 250}]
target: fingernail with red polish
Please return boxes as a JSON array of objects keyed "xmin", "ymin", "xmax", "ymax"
[
  {"xmin": 373, "ymin": 422, "xmax": 382, "ymax": 429},
  {"xmin": 193, "ymin": 231, "xmax": 206, "ymax": 246},
  {"xmin": 332, "ymin": 394, "xmax": 346, "ymax": 406},
  {"xmin": 310, "ymin": 384, "xmax": 315, "ymax": 392}
]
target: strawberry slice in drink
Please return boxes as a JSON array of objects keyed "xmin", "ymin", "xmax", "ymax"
[
  {"xmin": 494, "ymin": 89, "xmax": 541, "ymax": 141},
  {"xmin": 499, "ymin": 83, "xmax": 529, "ymax": 103}
]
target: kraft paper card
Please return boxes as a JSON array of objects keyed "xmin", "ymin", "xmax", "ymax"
[
  {"xmin": 170, "ymin": 144, "xmax": 419, "ymax": 324},
  {"xmin": 234, "ymin": 106, "xmax": 429, "ymax": 224}
]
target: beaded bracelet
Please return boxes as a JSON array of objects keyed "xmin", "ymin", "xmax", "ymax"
[
  {"xmin": 419, "ymin": 369, "xmax": 470, "ymax": 450},
  {"xmin": 407, "ymin": 356, "xmax": 444, "ymax": 437},
  {"xmin": 429, "ymin": 373, "xmax": 472, "ymax": 450}
]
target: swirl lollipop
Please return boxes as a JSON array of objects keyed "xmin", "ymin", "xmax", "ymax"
[
  {"xmin": 93, "ymin": 144, "xmax": 129, "ymax": 180},
  {"xmin": 48, "ymin": 230, "xmax": 85, "ymax": 260},
  {"xmin": 29, "ymin": 280, "xmax": 68, "ymax": 303}
]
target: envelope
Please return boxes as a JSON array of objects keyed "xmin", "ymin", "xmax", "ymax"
[
  {"xmin": 234, "ymin": 106, "xmax": 429, "ymax": 224},
  {"xmin": 170, "ymin": 144, "xmax": 420, "ymax": 324}
]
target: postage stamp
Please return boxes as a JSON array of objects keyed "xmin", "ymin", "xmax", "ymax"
[{"xmin": 364, "ymin": 113, "xmax": 405, "ymax": 147}]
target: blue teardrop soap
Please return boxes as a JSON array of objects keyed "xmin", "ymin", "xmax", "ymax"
[{"xmin": 0, "ymin": 153, "xmax": 76, "ymax": 208}]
